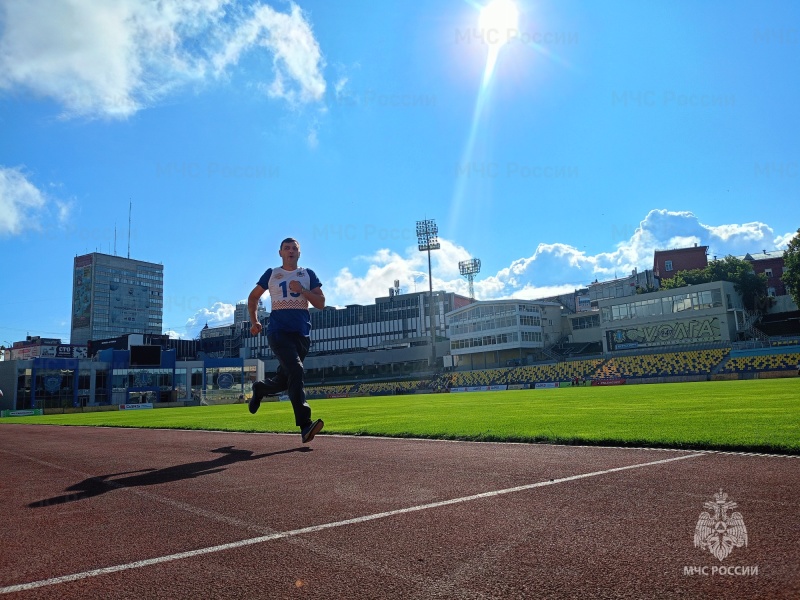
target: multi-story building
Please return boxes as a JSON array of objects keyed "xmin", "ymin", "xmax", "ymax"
[
  {"xmin": 0, "ymin": 342, "xmax": 263, "ymax": 411},
  {"xmin": 70, "ymin": 253, "xmax": 164, "ymax": 345},
  {"xmin": 653, "ymin": 244, "xmax": 709, "ymax": 282},
  {"xmin": 735, "ymin": 250, "xmax": 786, "ymax": 297},
  {"xmin": 598, "ymin": 280, "xmax": 743, "ymax": 352},
  {"xmin": 237, "ymin": 290, "xmax": 472, "ymax": 377},
  {"xmin": 447, "ymin": 299, "xmax": 563, "ymax": 370},
  {"xmin": 3, "ymin": 336, "xmax": 86, "ymax": 360},
  {"xmin": 241, "ymin": 290, "xmax": 470, "ymax": 359},
  {"xmin": 234, "ymin": 300, "xmax": 267, "ymax": 328},
  {"xmin": 587, "ymin": 269, "xmax": 658, "ymax": 306}
]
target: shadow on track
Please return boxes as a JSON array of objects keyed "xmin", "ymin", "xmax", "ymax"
[{"xmin": 29, "ymin": 445, "xmax": 310, "ymax": 508}]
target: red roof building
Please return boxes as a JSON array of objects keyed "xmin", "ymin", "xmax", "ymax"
[
  {"xmin": 736, "ymin": 250, "xmax": 786, "ymax": 297},
  {"xmin": 653, "ymin": 244, "xmax": 709, "ymax": 281}
]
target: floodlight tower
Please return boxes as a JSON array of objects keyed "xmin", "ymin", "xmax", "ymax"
[
  {"xmin": 416, "ymin": 219, "xmax": 440, "ymax": 368},
  {"xmin": 459, "ymin": 258, "xmax": 481, "ymax": 300}
]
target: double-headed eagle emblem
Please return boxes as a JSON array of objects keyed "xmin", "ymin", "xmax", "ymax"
[{"xmin": 694, "ymin": 489, "xmax": 748, "ymax": 561}]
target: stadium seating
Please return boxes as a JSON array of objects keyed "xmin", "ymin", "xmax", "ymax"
[
  {"xmin": 355, "ymin": 380, "xmax": 428, "ymax": 394},
  {"xmin": 719, "ymin": 352, "xmax": 800, "ymax": 374},
  {"xmin": 306, "ymin": 384, "xmax": 354, "ymax": 397},
  {"xmin": 501, "ymin": 359, "xmax": 603, "ymax": 385},
  {"xmin": 306, "ymin": 347, "xmax": 798, "ymax": 397},
  {"xmin": 592, "ymin": 349, "xmax": 729, "ymax": 379}
]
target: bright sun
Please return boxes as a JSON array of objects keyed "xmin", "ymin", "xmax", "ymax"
[{"xmin": 478, "ymin": 0, "xmax": 520, "ymax": 47}]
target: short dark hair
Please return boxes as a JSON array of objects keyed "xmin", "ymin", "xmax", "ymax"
[{"xmin": 280, "ymin": 237, "xmax": 300, "ymax": 249}]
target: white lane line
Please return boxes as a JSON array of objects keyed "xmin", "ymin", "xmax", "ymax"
[{"xmin": 0, "ymin": 451, "xmax": 703, "ymax": 594}]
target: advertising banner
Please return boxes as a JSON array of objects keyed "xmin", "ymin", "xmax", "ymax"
[
  {"xmin": 72, "ymin": 255, "xmax": 93, "ymax": 329},
  {"xmin": 534, "ymin": 382, "xmax": 559, "ymax": 389},
  {"xmin": 591, "ymin": 378, "xmax": 626, "ymax": 386},
  {"xmin": 1, "ymin": 409, "xmax": 44, "ymax": 417},
  {"xmin": 119, "ymin": 403, "xmax": 154, "ymax": 410},
  {"xmin": 606, "ymin": 316, "xmax": 722, "ymax": 351},
  {"xmin": 110, "ymin": 283, "xmax": 148, "ymax": 330}
]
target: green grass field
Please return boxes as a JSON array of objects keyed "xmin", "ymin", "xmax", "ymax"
[{"xmin": 2, "ymin": 379, "xmax": 798, "ymax": 453}]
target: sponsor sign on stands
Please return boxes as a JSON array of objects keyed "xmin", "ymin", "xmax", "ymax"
[
  {"xmin": 1, "ymin": 409, "xmax": 44, "ymax": 417},
  {"xmin": 591, "ymin": 378, "xmax": 627, "ymax": 386},
  {"xmin": 506, "ymin": 383, "xmax": 530, "ymax": 390},
  {"xmin": 119, "ymin": 403, "xmax": 154, "ymax": 410},
  {"xmin": 534, "ymin": 382, "xmax": 560, "ymax": 389}
]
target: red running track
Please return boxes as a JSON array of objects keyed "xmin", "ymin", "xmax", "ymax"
[{"xmin": 0, "ymin": 425, "xmax": 798, "ymax": 599}]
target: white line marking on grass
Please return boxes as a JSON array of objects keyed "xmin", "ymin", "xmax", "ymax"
[{"xmin": 0, "ymin": 451, "xmax": 703, "ymax": 594}]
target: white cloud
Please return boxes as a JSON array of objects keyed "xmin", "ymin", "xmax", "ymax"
[
  {"xmin": 325, "ymin": 209, "xmax": 793, "ymax": 307},
  {"xmin": 0, "ymin": 166, "xmax": 70, "ymax": 236},
  {"xmin": 163, "ymin": 210, "xmax": 790, "ymax": 331},
  {"xmin": 334, "ymin": 76, "xmax": 349, "ymax": 98},
  {"xmin": 180, "ymin": 301, "xmax": 235, "ymax": 339},
  {"xmin": 774, "ymin": 230, "xmax": 798, "ymax": 250},
  {"xmin": 307, "ymin": 123, "xmax": 319, "ymax": 148},
  {"xmin": 0, "ymin": 0, "xmax": 325, "ymax": 119},
  {"xmin": 214, "ymin": 2, "xmax": 326, "ymax": 105}
]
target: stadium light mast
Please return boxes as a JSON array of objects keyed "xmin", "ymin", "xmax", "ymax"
[
  {"xmin": 416, "ymin": 219, "xmax": 440, "ymax": 368},
  {"xmin": 458, "ymin": 258, "xmax": 481, "ymax": 300}
]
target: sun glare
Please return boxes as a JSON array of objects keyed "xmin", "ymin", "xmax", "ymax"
[{"xmin": 478, "ymin": 0, "xmax": 519, "ymax": 48}]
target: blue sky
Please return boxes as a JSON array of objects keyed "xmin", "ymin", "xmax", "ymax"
[{"xmin": 1, "ymin": 0, "xmax": 798, "ymax": 342}]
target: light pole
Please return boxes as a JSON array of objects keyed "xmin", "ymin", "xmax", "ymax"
[
  {"xmin": 416, "ymin": 219, "xmax": 440, "ymax": 368},
  {"xmin": 459, "ymin": 258, "xmax": 481, "ymax": 300}
]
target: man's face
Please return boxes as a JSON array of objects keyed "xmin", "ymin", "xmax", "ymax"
[{"xmin": 279, "ymin": 241, "xmax": 300, "ymax": 262}]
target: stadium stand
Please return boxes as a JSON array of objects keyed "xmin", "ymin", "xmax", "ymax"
[
  {"xmin": 306, "ymin": 346, "xmax": 797, "ymax": 398},
  {"xmin": 592, "ymin": 349, "xmax": 729, "ymax": 379},
  {"xmin": 306, "ymin": 384, "xmax": 353, "ymax": 397},
  {"xmin": 719, "ymin": 351, "xmax": 800, "ymax": 374},
  {"xmin": 502, "ymin": 359, "xmax": 604, "ymax": 385},
  {"xmin": 354, "ymin": 380, "xmax": 429, "ymax": 395}
]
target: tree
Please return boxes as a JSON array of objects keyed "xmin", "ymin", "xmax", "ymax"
[
  {"xmin": 709, "ymin": 255, "xmax": 772, "ymax": 313},
  {"xmin": 782, "ymin": 228, "xmax": 800, "ymax": 308},
  {"xmin": 660, "ymin": 268, "xmax": 708, "ymax": 290}
]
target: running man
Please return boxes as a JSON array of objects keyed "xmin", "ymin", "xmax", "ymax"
[{"xmin": 247, "ymin": 237, "xmax": 325, "ymax": 443}]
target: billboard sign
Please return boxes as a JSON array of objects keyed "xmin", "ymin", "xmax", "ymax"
[
  {"xmin": 606, "ymin": 317, "xmax": 722, "ymax": 351},
  {"xmin": 72, "ymin": 255, "xmax": 93, "ymax": 329},
  {"xmin": 110, "ymin": 283, "xmax": 148, "ymax": 330}
]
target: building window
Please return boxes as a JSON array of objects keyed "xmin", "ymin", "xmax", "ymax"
[
  {"xmin": 764, "ymin": 268, "xmax": 773, "ymax": 278},
  {"xmin": 664, "ymin": 260, "xmax": 673, "ymax": 272}
]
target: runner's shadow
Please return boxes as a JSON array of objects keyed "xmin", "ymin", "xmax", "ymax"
[{"xmin": 29, "ymin": 446, "xmax": 311, "ymax": 508}]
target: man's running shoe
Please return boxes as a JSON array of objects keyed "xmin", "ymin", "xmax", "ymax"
[
  {"xmin": 248, "ymin": 381, "xmax": 268, "ymax": 414},
  {"xmin": 301, "ymin": 419, "xmax": 324, "ymax": 443}
]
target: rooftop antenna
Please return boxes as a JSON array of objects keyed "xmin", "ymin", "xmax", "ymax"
[
  {"xmin": 127, "ymin": 200, "xmax": 131, "ymax": 259},
  {"xmin": 114, "ymin": 221, "xmax": 117, "ymax": 256}
]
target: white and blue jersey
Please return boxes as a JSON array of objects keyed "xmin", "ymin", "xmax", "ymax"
[{"xmin": 257, "ymin": 266, "xmax": 321, "ymax": 337}]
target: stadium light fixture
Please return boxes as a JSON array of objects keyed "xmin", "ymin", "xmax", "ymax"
[
  {"xmin": 458, "ymin": 258, "xmax": 482, "ymax": 300},
  {"xmin": 416, "ymin": 219, "xmax": 440, "ymax": 368}
]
